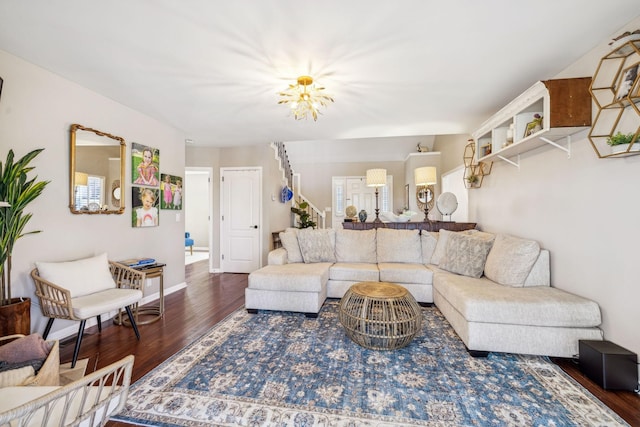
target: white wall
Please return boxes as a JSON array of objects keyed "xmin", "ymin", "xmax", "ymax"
[
  {"xmin": 0, "ymin": 49, "xmax": 186, "ymax": 338},
  {"xmin": 469, "ymin": 17, "xmax": 640, "ymax": 363}
]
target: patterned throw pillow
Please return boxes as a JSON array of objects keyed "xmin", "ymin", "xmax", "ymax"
[
  {"xmin": 297, "ymin": 229, "xmax": 337, "ymax": 263},
  {"xmin": 484, "ymin": 234, "xmax": 541, "ymax": 286},
  {"xmin": 279, "ymin": 231, "xmax": 304, "ymax": 263},
  {"xmin": 439, "ymin": 232, "xmax": 495, "ymax": 278}
]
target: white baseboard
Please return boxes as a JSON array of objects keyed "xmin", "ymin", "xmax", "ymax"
[{"xmin": 47, "ymin": 282, "xmax": 188, "ymax": 342}]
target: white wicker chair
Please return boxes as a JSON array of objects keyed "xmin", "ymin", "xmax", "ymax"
[
  {"xmin": 31, "ymin": 256, "xmax": 145, "ymax": 368},
  {"xmin": 0, "ymin": 355, "xmax": 134, "ymax": 427}
]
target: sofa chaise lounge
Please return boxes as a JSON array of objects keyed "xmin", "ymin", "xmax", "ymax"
[{"xmin": 246, "ymin": 227, "xmax": 603, "ymax": 357}]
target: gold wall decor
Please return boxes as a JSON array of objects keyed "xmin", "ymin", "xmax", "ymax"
[
  {"xmin": 589, "ymin": 35, "xmax": 640, "ymax": 158},
  {"xmin": 463, "ymin": 140, "xmax": 492, "ymax": 189}
]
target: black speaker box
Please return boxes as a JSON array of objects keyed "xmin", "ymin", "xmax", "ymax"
[{"xmin": 579, "ymin": 340, "xmax": 638, "ymax": 391}]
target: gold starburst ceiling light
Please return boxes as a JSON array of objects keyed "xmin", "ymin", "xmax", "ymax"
[{"xmin": 278, "ymin": 76, "xmax": 334, "ymax": 121}]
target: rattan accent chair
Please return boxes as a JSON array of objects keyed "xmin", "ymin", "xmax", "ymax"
[
  {"xmin": 31, "ymin": 255, "xmax": 145, "ymax": 368},
  {"xmin": 0, "ymin": 355, "xmax": 134, "ymax": 427}
]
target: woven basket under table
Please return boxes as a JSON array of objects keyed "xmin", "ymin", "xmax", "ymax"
[{"xmin": 339, "ymin": 282, "xmax": 422, "ymax": 350}]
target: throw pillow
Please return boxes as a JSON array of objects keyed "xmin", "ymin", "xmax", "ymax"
[
  {"xmin": 420, "ymin": 232, "xmax": 438, "ymax": 265},
  {"xmin": 335, "ymin": 229, "xmax": 377, "ymax": 263},
  {"xmin": 376, "ymin": 228, "xmax": 421, "ymax": 264},
  {"xmin": 297, "ymin": 228, "xmax": 336, "ymax": 263},
  {"xmin": 35, "ymin": 253, "xmax": 115, "ymax": 298},
  {"xmin": 430, "ymin": 229, "xmax": 452, "ymax": 265},
  {"xmin": 484, "ymin": 234, "xmax": 541, "ymax": 286},
  {"xmin": 0, "ymin": 334, "xmax": 52, "ymax": 364},
  {"xmin": 439, "ymin": 232, "xmax": 495, "ymax": 278},
  {"xmin": 279, "ymin": 231, "xmax": 304, "ymax": 263},
  {"xmin": 0, "ymin": 365, "xmax": 35, "ymax": 387}
]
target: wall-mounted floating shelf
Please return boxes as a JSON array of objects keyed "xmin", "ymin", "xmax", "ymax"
[{"xmin": 472, "ymin": 77, "xmax": 592, "ymax": 168}]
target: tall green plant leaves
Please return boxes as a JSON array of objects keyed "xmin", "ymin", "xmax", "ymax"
[{"xmin": 0, "ymin": 148, "xmax": 49, "ymax": 304}]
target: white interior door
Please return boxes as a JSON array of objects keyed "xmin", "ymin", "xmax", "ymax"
[
  {"xmin": 332, "ymin": 176, "xmax": 393, "ymax": 227},
  {"xmin": 220, "ymin": 168, "xmax": 261, "ymax": 273}
]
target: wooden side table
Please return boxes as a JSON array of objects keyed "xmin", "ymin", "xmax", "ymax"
[{"xmin": 339, "ymin": 282, "xmax": 422, "ymax": 350}]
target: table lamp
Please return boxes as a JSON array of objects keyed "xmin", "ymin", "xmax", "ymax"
[
  {"xmin": 414, "ymin": 166, "xmax": 437, "ymax": 221},
  {"xmin": 366, "ymin": 168, "xmax": 387, "ymax": 223}
]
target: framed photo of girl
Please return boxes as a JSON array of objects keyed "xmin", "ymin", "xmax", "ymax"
[
  {"xmin": 160, "ymin": 173, "xmax": 183, "ymax": 210},
  {"xmin": 131, "ymin": 142, "xmax": 160, "ymax": 187},
  {"xmin": 132, "ymin": 186, "xmax": 160, "ymax": 227}
]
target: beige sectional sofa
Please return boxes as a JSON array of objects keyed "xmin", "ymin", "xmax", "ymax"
[{"xmin": 246, "ymin": 227, "xmax": 603, "ymax": 357}]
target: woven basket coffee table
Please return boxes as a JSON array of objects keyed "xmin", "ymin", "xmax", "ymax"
[{"xmin": 338, "ymin": 281, "xmax": 422, "ymax": 350}]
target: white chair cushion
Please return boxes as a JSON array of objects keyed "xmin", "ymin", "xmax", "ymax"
[
  {"xmin": 71, "ymin": 289, "xmax": 143, "ymax": 319},
  {"xmin": 35, "ymin": 253, "xmax": 115, "ymax": 298}
]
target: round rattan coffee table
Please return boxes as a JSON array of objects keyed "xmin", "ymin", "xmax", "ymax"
[{"xmin": 338, "ymin": 281, "xmax": 422, "ymax": 350}]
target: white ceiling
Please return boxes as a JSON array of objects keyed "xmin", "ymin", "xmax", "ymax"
[{"xmin": 1, "ymin": 1, "xmax": 639, "ymax": 149}]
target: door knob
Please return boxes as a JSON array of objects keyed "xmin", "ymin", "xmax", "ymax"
[{"xmin": 251, "ymin": 225, "xmax": 258, "ymax": 229}]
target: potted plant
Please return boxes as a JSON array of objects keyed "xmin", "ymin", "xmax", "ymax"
[
  {"xmin": 291, "ymin": 200, "xmax": 316, "ymax": 229},
  {"xmin": 606, "ymin": 131, "xmax": 639, "ymax": 154},
  {"xmin": 466, "ymin": 174, "xmax": 479, "ymax": 187},
  {"xmin": 0, "ymin": 148, "xmax": 49, "ymax": 336}
]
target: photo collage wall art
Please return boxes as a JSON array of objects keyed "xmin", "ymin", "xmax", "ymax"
[{"xmin": 131, "ymin": 142, "xmax": 183, "ymax": 228}]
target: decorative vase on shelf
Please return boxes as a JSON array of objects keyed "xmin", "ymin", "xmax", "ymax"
[{"xmin": 358, "ymin": 210, "xmax": 367, "ymax": 223}]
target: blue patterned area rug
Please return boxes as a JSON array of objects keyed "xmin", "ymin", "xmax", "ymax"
[{"xmin": 114, "ymin": 301, "xmax": 628, "ymax": 426}]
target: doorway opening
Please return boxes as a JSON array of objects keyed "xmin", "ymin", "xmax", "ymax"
[{"xmin": 185, "ymin": 168, "xmax": 212, "ymax": 269}]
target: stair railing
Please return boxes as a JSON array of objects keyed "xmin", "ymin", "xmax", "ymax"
[{"xmin": 271, "ymin": 142, "xmax": 326, "ymax": 229}]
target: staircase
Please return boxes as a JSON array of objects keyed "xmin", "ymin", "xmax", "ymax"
[{"xmin": 271, "ymin": 142, "xmax": 326, "ymax": 229}]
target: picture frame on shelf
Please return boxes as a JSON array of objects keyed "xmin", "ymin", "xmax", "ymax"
[
  {"xmin": 523, "ymin": 114, "xmax": 543, "ymax": 138},
  {"xmin": 615, "ymin": 63, "xmax": 638, "ymax": 101},
  {"xmin": 480, "ymin": 143, "xmax": 492, "ymax": 157}
]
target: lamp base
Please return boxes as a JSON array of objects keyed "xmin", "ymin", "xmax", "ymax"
[{"xmin": 423, "ymin": 207, "xmax": 430, "ymax": 222}]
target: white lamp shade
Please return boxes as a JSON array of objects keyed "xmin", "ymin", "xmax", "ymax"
[
  {"xmin": 366, "ymin": 168, "xmax": 387, "ymax": 187},
  {"xmin": 414, "ymin": 166, "xmax": 437, "ymax": 186}
]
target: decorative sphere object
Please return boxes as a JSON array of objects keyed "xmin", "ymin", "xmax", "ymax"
[
  {"xmin": 358, "ymin": 210, "xmax": 367, "ymax": 222},
  {"xmin": 345, "ymin": 205, "xmax": 357, "ymax": 218}
]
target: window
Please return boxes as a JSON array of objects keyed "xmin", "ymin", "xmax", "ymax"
[{"xmin": 74, "ymin": 175, "xmax": 105, "ymax": 209}]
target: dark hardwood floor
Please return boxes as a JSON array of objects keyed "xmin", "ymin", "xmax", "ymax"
[{"xmin": 56, "ymin": 260, "xmax": 640, "ymax": 426}]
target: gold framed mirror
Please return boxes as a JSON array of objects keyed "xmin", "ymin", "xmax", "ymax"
[
  {"xmin": 69, "ymin": 124, "xmax": 125, "ymax": 214},
  {"xmin": 416, "ymin": 185, "xmax": 435, "ymax": 212}
]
